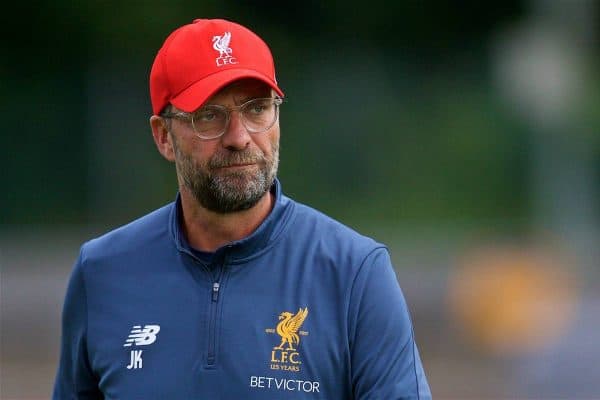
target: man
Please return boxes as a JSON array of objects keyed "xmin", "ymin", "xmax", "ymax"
[{"xmin": 53, "ymin": 18, "xmax": 431, "ymax": 399}]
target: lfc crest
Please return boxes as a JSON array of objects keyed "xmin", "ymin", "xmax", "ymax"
[
  {"xmin": 212, "ymin": 31, "xmax": 238, "ymax": 66},
  {"xmin": 265, "ymin": 307, "xmax": 308, "ymax": 372}
]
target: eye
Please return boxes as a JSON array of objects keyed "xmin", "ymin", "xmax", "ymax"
[
  {"xmin": 194, "ymin": 107, "xmax": 225, "ymax": 124},
  {"xmin": 246, "ymin": 100, "xmax": 271, "ymax": 115},
  {"xmin": 197, "ymin": 109, "xmax": 217, "ymax": 122}
]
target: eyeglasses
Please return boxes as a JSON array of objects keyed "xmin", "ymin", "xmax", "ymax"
[{"xmin": 162, "ymin": 97, "xmax": 283, "ymax": 139}]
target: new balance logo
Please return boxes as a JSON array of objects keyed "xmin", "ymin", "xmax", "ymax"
[{"xmin": 123, "ymin": 325, "xmax": 161, "ymax": 347}]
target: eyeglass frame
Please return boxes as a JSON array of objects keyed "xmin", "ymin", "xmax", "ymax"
[{"xmin": 160, "ymin": 96, "xmax": 283, "ymax": 140}]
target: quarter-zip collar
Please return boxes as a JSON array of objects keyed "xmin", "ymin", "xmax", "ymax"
[{"xmin": 169, "ymin": 178, "xmax": 293, "ymax": 263}]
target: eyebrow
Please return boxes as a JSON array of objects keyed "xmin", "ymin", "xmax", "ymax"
[{"xmin": 203, "ymin": 95, "xmax": 273, "ymax": 108}]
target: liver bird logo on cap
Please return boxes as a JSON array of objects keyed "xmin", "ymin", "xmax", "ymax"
[{"xmin": 212, "ymin": 32, "xmax": 238, "ymax": 66}]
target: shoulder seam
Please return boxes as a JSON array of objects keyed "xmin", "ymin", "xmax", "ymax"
[
  {"xmin": 346, "ymin": 244, "xmax": 389, "ymax": 334},
  {"xmin": 345, "ymin": 245, "xmax": 388, "ymax": 392},
  {"xmin": 78, "ymin": 246, "xmax": 95, "ymax": 383}
]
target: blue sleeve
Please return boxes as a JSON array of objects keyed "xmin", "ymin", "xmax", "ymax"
[
  {"xmin": 348, "ymin": 248, "xmax": 432, "ymax": 399},
  {"xmin": 53, "ymin": 249, "xmax": 103, "ymax": 400}
]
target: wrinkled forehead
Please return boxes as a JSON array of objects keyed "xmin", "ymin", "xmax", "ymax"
[
  {"xmin": 203, "ymin": 78, "xmax": 276, "ymax": 106},
  {"xmin": 168, "ymin": 79, "xmax": 276, "ymax": 113}
]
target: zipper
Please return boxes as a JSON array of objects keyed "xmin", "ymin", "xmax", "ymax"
[
  {"xmin": 206, "ymin": 266, "xmax": 224, "ymax": 367},
  {"xmin": 212, "ymin": 282, "xmax": 220, "ymax": 301}
]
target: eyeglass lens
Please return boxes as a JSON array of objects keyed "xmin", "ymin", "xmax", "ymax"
[{"xmin": 191, "ymin": 98, "xmax": 279, "ymax": 138}]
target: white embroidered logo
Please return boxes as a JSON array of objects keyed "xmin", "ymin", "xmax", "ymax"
[
  {"xmin": 123, "ymin": 324, "xmax": 161, "ymax": 347},
  {"xmin": 124, "ymin": 325, "xmax": 160, "ymax": 370},
  {"xmin": 212, "ymin": 32, "xmax": 238, "ymax": 66}
]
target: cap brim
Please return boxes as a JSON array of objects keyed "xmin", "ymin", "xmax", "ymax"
[{"xmin": 170, "ymin": 68, "xmax": 284, "ymax": 112}]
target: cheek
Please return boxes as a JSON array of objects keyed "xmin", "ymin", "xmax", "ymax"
[
  {"xmin": 263, "ymin": 127, "xmax": 280, "ymax": 155},
  {"xmin": 177, "ymin": 140, "xmax": 218, "ymax": 165}
]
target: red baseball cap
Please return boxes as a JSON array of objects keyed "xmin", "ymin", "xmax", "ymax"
[{"xmin": 150, "ymin": 18, "xmax": 284, "ymax": 115}]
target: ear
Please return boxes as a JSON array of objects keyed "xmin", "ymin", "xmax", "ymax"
[{"xmin": 150, "ymin": 115, "xmax": 176, "ymax": 162}]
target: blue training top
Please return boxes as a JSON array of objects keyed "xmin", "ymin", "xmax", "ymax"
[{"xmin": 53, "ymin": 180, "xmax": 431, "ymax": 399}]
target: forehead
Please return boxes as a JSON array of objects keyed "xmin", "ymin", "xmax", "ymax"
[{"xmin": 205, "ymin": 79, "xmax": 273, "ymax": 106}]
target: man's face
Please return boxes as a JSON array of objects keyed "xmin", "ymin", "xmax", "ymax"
[{"xmin": 168, "ymin": 79, "xmax": 280, "ymax": 213}]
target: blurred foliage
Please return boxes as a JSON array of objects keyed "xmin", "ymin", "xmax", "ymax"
[{"xmin": 1, "ymin": 1, "xmax": 597, "ymax": 228}]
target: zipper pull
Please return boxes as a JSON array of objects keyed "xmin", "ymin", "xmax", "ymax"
[{"xmin": 212, "ymin": 282, "xmax": 220, "ymax": 302}]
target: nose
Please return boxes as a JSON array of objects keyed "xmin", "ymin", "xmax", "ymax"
[{"xmin": 220, "ymin": 110, "xmax": 251, "ymax": 150}]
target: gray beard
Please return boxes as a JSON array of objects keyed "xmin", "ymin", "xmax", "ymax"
[{"xmin": 173, "ymin": 139, "xmax": 279, "ymax": 214}]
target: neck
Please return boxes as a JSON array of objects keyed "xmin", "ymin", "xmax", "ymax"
[{"xmin": 178, "ymin": 187, "xmax": 274, "ymax": 253}]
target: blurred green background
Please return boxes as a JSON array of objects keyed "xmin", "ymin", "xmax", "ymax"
[{"xmin": 1, "ymin": 1, "xmax": 599, "ymax": 399}]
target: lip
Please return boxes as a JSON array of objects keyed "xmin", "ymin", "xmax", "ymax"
[{"xmin": 218, "ymin": 163, "xmax": 256, "ymax": 169}]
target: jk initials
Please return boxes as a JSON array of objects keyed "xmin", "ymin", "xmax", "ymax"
[{"xmin": 126, "ymin": 350, "xmax": 143, "ymax": 369}]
